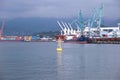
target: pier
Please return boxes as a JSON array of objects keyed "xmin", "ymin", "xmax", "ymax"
[{"xmin": 88, "ymin": 37, "xmax": 120, "ymax": 44}]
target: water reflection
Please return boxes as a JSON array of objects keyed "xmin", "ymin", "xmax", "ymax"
[
  {"xmin": 1, "ymin": 43, "xmax": 120, "ymax": 80},
  {"xmin": 57, "ymin": 50, "xmax": 86, "ymax": 80},
  {"xmin": 79, "ymin": 51, "xmax": 86, "ymax": 79},
  {"xmin": 57, "ymin": 52, "xmax": 62, "ymax": 80}
]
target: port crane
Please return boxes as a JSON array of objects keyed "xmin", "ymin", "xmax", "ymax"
[
  {"xmin": 89, "ymin": 4, "xmax": 104, "ymax": 37},
  {"xmin": 0, "ymin": 18, "xmax": 5, "ymax": 38},
  {"xmin": 90, "ymin": 4, "xmax": 103, "ymax": 29},
  {"xmin": 78, "ymin": 10, "xmax": 84, "ymax": 30},
  {"xmin": 57, "ymin": 21, "xmax": 64, "ymax": 35}
]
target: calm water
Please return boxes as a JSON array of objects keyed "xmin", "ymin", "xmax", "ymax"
[{"xmin": 0, "ymin": 42, "xmax": 120, "ymax": 80}]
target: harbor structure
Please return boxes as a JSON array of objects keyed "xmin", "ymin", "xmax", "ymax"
[
  {"xmin": 0, "ymin": 18, "xmax": 5, "ymax": 40},
  {"xmin": 56, "ymin": 4, "xmax": 120, "ymax": 44},
  {"xmin": 0, "ymin": 18, "xmax": 23, "ymax": 42}
]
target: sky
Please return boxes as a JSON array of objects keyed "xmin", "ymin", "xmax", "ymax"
[{"xmin": 0, "ymin": 0, "xmax": 120, "ymax": 20}]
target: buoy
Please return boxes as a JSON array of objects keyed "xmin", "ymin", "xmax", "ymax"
[
  {"xmin": 56, "ymin": 48, "xmax": 62, "ymax": 51},
  {"xmin": 56, "ymin": 37, "xmax": 63, "ymax": 52}
]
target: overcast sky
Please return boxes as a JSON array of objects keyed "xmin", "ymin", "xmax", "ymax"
[{"xmin": 0, "ymin": 0, "xmax": 120, "ymax": 20}]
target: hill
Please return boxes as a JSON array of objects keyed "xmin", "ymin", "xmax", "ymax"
[{"xmin": 0, "ymin": 17, "xmax": 119, "ymax": 35}]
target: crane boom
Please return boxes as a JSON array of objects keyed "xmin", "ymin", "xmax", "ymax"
[
  {"xmin": 78, "ymin": 10, "xmax": 83, "ymax": 30},
  {"xmin": 90, "ymin": 8, "xmax": 98, "ymax": 28},
  {"xmin": 61, "ymin": 22, "xmax": 67, "ymax": 29},
  {"xmin": 65, "ymin": 23, "xmax": 70, "ymax": 30},
  {"xmin": 98, "ymin": 4, "xmax": 103, "ymax": 28},
  {"xmin": 57, "ymin": 21, "xmax": 64, "ymax": 31},
  {"xmin": 68, "ymin": 23, "xmax": 73, "ymax": 30},
  {"xmin": 0, "ymin": 18, "xmax": 5, "ymax": 36}
]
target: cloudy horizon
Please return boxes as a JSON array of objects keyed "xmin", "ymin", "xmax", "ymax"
[{"xmin": 0, "ymin": 0, "xmax": 120, "ymax": 20}]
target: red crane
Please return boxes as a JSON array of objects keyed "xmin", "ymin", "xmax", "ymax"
[{"xmin": 0, "ymin": 18, "xmax": 5, "ymax": 37}]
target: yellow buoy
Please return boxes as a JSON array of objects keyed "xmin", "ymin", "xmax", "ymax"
[{"xmin": 56, "ymin": 48, "xmax": 62, "ymax": 51}]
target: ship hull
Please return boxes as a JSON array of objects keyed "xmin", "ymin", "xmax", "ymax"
[
  {"xmin": 88, "ymin": 37, "xmax": 120, "ymax": 44},
  {"xmin": 64, "ymin": 40, "xmax": 88, "ymax": 44},
  {"xmin": 64, "ymin": 35, "xmax": 89, "ymax": 44}
]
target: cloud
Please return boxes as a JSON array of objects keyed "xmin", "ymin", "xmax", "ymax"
[{"xmin": 0, "ymin": 0, "xmax": 119, "ymax": 20}]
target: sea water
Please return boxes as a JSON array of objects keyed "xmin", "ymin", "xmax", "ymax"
[{"xmin": 0, "ymin": 42, "xmax": 120, "ymax": 80}]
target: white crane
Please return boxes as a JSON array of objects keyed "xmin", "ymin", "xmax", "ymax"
[
  {"xmin": 64, "ymin": 23, "xmax": 71, "ymax": 35},
  {"xmin": 61, "ymin": 21, "xmax": 67, "ymax": 35},
  {"xmin": 75, "ymin": 23, "xmax": 81, "ymax": 37},
  {"xmin": 57, "ymin": 21, "xmax": 64, "ymax": 35},
  {"xmin": 68, "ymin": 23, "xmax": 74, "ymax": 35}
]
